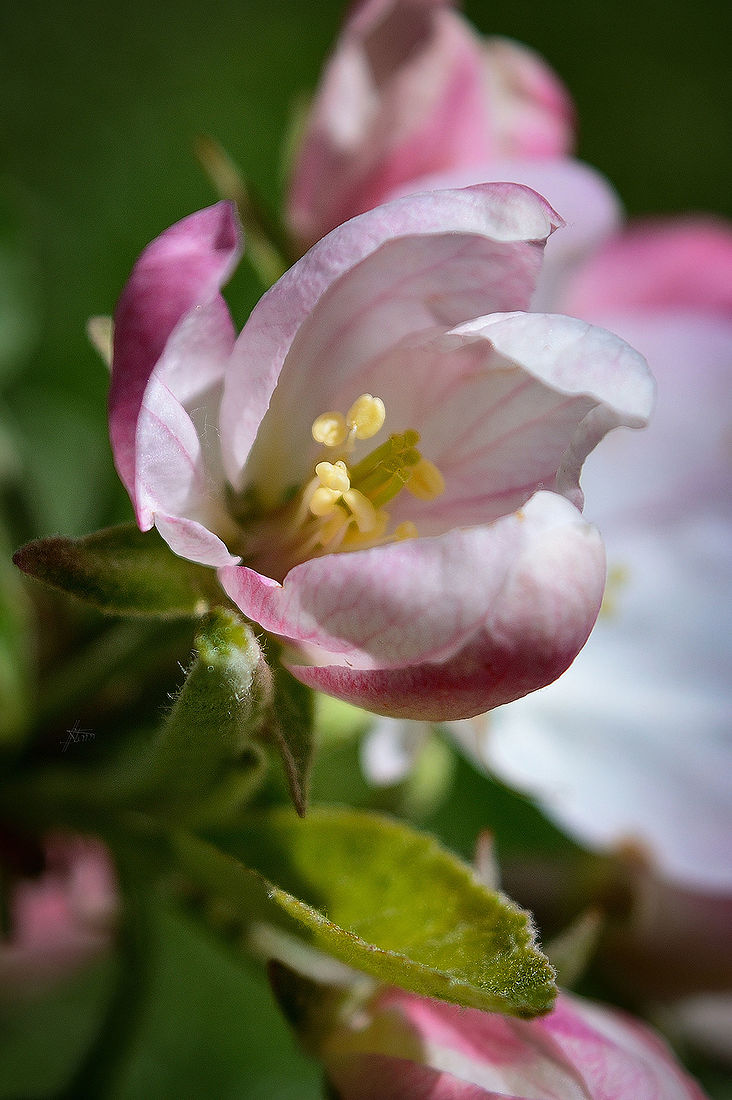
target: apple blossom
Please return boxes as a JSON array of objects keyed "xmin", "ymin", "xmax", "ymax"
[
  {"xmin": 109, "ymin": 187, "xmax": 652, "ymax": 722},
  {"xmin": 464, "ymin": 217, "xmax": 732, "ymax": 891},
  {"xmin": 0, "ymin": 833, "xmax": 116, "ymax": 991},
  {"xmin": 288, "ymin": 0, "xmax": 574, "ymax": 249},
  {"xmin": 318, "ymin": 987, "xmax": 708, "ymax": 1099},
  {"xmin": 338, "ymin": 82, "xmax": 731, "ymax": 888}
]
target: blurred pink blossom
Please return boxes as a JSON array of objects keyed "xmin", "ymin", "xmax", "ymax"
[
  {"xmin": 473, "ymin": 216, "xmax": 732, "ymax": 893},
  {"xmin": 288, "ymin": 0, "xmax": 574, "ymax": 249},
  {"xmin": 0, "ymin": 833, "xmax": 116, "ymax": 991}
]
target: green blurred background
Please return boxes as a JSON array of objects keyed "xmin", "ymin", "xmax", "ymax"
[{"xmin": 1, "ymin": 1, "xmax": 730, "ymax": 1096}]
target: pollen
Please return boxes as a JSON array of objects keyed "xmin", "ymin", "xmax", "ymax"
[
  {"xmin": 405, "ymin": 458, "xmax": 445, "ymax": 501},
  {"xmin": 309, "ymin": 485, "xmax": 343, "ymax": 517},
  {"xmin": 315, "ymin": 459, "xmax": 350, "ymax": 493},
  {"xmin": 346, "ymin": 394, "xmax": 386, "ymax": 440},
  {"xmin": 312, "ymin": 411, "xmax": 347, "ymax": 448},
  {"xmin": 298, "ymin": 394, "xmax": 444, "ymax": 561}
]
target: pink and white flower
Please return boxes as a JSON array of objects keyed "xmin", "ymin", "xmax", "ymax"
[
  {"xmin": 288, "ymin": 0, "xmax": 574, "ymax": 249},
  {"xmin": 325, "ymin": 36, "xmax": 731, "ymax": 887},
  {"xmin": 0, "ymin": 833, "xmax": 116, "ymax": 991},
  {"xmin": 109, "ymin": 187, "xmax": 652, "ymax": 722},
  {"xmin": 320, "ymin": 987, "xmax": 707, "ymax": 1099},
  {"xmin": 465, "ymin": 217, "xmax": 732, "ymax": 892}
]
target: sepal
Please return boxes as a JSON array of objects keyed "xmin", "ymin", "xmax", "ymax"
[{"xmin": 13, "ymin": 523, "xmax": 221, "ymax": 618}]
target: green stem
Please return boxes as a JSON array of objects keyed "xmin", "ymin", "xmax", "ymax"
[
  {"xmin": 58, "ymin": 863, "xmax": 151, "ymax": 1100},
  {"xmin": 196, "ymin": 134, "xmax": 294, "ymax": 286}
]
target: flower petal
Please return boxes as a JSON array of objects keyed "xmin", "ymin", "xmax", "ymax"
[
  {"xmin": 562, "ymin": 218, "xmax": 732, "ymax": 318},
  {"xmin": 154, "ymin": 512, "xmax": 240, "ymax": 568},
  {"xmin": 288, "ymin": 0, "xmax": 575, "ymax": 248},
  {"xmin": 221, "ymin": 182, "xmax": 561, "ymax": 494},
  {"xmin": 288, "ymin": 0, "xmax": 496, "ymax": 247},
  {"xmin": 345, "ymin": 310, "xmax": 650, "ymax": 534},
  {"xmin": 110, "ymin": 201, "xmax": 242, "ymax": 517},
  {"xmin": 219, "ymin": 491, "xmax": 605, "ymax": 720},
  {"xmin": 324, "ymin": 989, "xmax": 706, "ymax": 1099},
  {"xmin": 443, "ymin": 310, "xmax": 653, "ymax": 512},
  {"xmin": 133, "ymin": 299, "xmax": 237, "ymax": 529},
  {"xmin": 385, "ymin": 158, "xmax": 623, "ymax": 312}
]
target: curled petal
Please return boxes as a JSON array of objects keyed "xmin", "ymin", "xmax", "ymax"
[
  {"xmin": 439, "ymin": 310, "xmax": 653, "ymax": 515},
  {"xmin": 110, "ymin": 202, "xmax": 242, "ymax": 517},
  {"xmin": 386, "ymin": 159, "xmax": 623, "ymax": 312},
  {"xmin": 154, "ymin": 513, "xmax": 240, "ymax": 568},
  {"xmin": 324, "ymin": 988, "xmax": 708, "ymax": 1099},
  {"xmin": 219, "ymin": 492, "xmax": 605, "ymax": 721},
  {"xmin": 222, "ymin": 182, "xmax": 561, "ymax": 492}
]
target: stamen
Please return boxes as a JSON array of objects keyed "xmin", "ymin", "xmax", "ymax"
[
  {"xmin": 309, "ymin": 485, "xmax": 342, "ymax": 517},
  {"xmin": 342, "ymin": 488, "xmax": 379, "ymax": 534},
  {"xmin": 346, "ymin": 394, "xmax": 386, "ymax": 440},
  {"xmin": 405, "ymin": 458, "xmax": 445, "ymax": 501},
  {"xmin": 319, "ymin": 505, "xmax": 352, "ymax": 548},
  {"xmin": 315, "ymin": 459, "xmax": 350, "ymax": 493},
  {"xmin": 294, "ymin": 396, "xmax": 442, "ymax": 563},
  {"xmin": 349, "ymin": 432, "xmax": 420, "ymax": 486},
  {"xmin": 312, "ymin": 411, "xmax": 347, "ymax": 448}
]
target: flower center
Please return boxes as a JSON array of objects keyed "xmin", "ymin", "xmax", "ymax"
[
  {"xmin": 293, "ymin": 393, "xmax": 444, "ymax": 559},
  {"xmin": 228, "ymin": 394, "xmax": 445, "ymax": 578}
]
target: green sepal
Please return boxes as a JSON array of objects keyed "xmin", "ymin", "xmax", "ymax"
[
  {"xmin": 264, "ymin": 652, "xmax": 314, "ymax": 817},
  {"xmin": 13, "ymin": 523, "xmax": 222, "ymax": 618},
  {"xmin": 0, "ymin": 528, "xmax": 33, "ymax": 748},
  {"xmin": 178, "ymin": 807, "xmax": 557, "ymax": 1018},
  {"xmin": 128, "ymin": 609, "xmax": 270, "ymax": 825}
]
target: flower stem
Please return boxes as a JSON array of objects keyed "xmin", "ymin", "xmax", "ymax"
[{"xmin": 195, "ymin": 134, "xmax": 294, "ymax": 287}]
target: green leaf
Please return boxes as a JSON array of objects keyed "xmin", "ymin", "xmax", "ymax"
[
  {"xmin": 115, "ymin": 901, "xmax": 321, "ymax": 1099},
  {"xmin": 13, "ymin": 523, "xmax": 222, "ymax": 618},
  {"xmin": 267, "ymin": 651, "xmax": 314, "ymax": 817},
  {"xmin": 176, "ymin": 808, "xmax": 556, "ymax": 1018},
  {"xmin": 131, "ymin": 610, "xmax": 269, "ymax": 824},
  {"xmin": 0, "ymin": 526, "xmax": 33, "ymax": 747}
]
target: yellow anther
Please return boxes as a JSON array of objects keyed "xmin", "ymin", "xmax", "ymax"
[
  {"xmin": 315, "ymin": 459, "xmax": 350, "ymax": 493},
  {"xmin": 312, "ymin": 411, "xmax": 347, "ymax": 448},
  {"xmin": 405, "ymin": 458, "xmax": 445, "ymax": 501},
  {"xmin": 343, "ymin": 488, "xmax": 379, "ymax": 533},
  {"xmin": 346, "ymin": 394, "xmax": 386, "ymax": 440},
  {"xmin": 309, "ymin": 485, "xmax": 342, "ymax": 517},
  {"xmin": 297, "ymin": 397, "xmax": 440, "ymax": 562}
]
